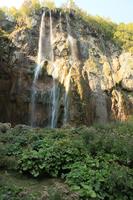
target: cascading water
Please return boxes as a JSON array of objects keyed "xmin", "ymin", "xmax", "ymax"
[
  {"xmin": 31, "ymin": 12, "xmax": 45, "ymax": 127},
  {"xmin": 31, "ymin": 10, "xmax": 78, "ymax": 127},
  {"xmin": 50, "ymin": 71, "xmax": 60, "ymax": 128},
  {"xmin": 59, "ymin": 12, "xmax": 63, "ymax": 32},
  {"xmin": 64, "ymin": 68, "xmax": 71, "ymax": 124},
  {"xmin": 35, "ymin": 11, "xmax": 46, "ymax": 78},
  {"xmin": 50, "ymin": 11, "xmax": 60, "ymax": 128},
  {"xmin": 63, "ymin": 13, "xmax": 80, "ymax": 124},
  {"xmin": 66, "ymin": 14, "xmax": 79, "ymax": 62},
  {"xmin": 63, "ymin": 14, "xmax": 74, "ymax": 124}
]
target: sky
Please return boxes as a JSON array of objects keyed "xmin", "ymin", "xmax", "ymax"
[{"xmin": 0, "ymin": 0, "xmax": 132, "ymax": 23}]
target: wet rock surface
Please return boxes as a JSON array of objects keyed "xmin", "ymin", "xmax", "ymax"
[{"xmin": 0, "ymin": 8, "xmax": 133, "ymax": 127}]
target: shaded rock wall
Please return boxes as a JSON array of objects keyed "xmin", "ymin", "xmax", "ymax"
[{"xmin": 0, "ymin": 8, "xmax": 133, "ymax": 127}]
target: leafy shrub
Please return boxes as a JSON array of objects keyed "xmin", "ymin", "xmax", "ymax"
[
  {"xmin": 82, "ymin": 123, "xmax": 133, "ymax": 167},
  {"xmin": 66, "ymin": 155, "xmax": 133, "ymax": 200},
  {"xmin": 18, "ymin": 137, "xmax": 87, "ymax": 177},
  {"xmin": 1, "ymin": 124, "xmax": 133, "ymax": 200}
]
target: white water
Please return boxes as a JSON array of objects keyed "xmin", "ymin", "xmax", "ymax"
[
  {"xmin": 50, "ymin": 12, "xmax": 64, "ymax": 128},
  {"xmin": 66, "ymin": 14, "xmax": 74, "ymax": 62},
  {"xmin": 64, "ymin": 68, "xmax": 71, "ymax": 124},
  {"xmin": 63, "ymin": 14, "xmax": 74, "ymax": 124},
  {"xmin": 31, "ymin": 11, "xmax": 77, "ymax": 127},
  {"xmin": 50, "ymin": 78, "xmax": 60, "ymax": 128},
  {"xmin": 35, "ymin": 12, "xmax": 46, "ymax": 79},
  {"xmin": 50, "ymin": 11, "xmax": 60, "ymax": 128},
  {"xmin": 31, "ymin": 12, "xmax": 45, "ymax": 127},
  {"xmin": 59, "ymin": 12, "xmax": 63, "ymax": 32}
]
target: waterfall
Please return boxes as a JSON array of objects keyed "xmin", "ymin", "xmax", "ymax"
[
  {"xmin": 63, "ymin": 14, "xmax": 74, "ymax": 125},
  {"xmin": 49, "ymin": 11, "xmax": 54, "ymax": 63},
  {"xmin": 30, "ymin": 10, "xmax": 77, "ymax": 128},
  {"xmin": 66, "ymin": 14, "xmax": 79, "ymax": 62},
  {"xmin": 31, "ymin": 12, "xmax": 45, "ymax": 127},
  {"xmin": 35, "ymin": 11, "xmax": 46, "ymax": 78},
  {"xmin": 59, "ymin": 12, "xmax": 63, "ymax": 32},
  {"xmin": 64, "ymin": 68, "xmax": 71, "ymax": 124},
  {"xmin": 50, "ymin": 11, "xmax": 60, "ymax": 128},
  {"xmin": 50, "ymin": 75, "xmax": 60, "ymax": 128},
  {"xmin": 63, "ymin": 14, "xmax": 80, "ymax": 125}
]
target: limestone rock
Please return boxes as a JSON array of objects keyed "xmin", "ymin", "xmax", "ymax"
[
  {"xmin": 0, "ymin": 8, "xmax": 133, "ymax": 126},
  {"xmin": 0, "ymin": 123, "xmax": 11, "ymax": 133}
]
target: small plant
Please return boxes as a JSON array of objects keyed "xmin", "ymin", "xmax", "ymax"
[
  {"xmin": 0, "ymin": 184, "xmax": 36, "ymax": 200},
  {"xmin": 48, "ymin": 188, "xmax": 62, "ymax": 200}
]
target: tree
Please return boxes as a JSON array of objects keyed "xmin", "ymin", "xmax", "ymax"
[
  {"xmin": 61, "ymin": 0, "xmax": 77, "ymax": 10},
  {"xmin": 68, "ymin": 0, "xmax": 76, "ymax": 9},
  {"xmin": 0, "ymin": 8, "xmax": 6, "ymax": 20},
  {"xmin": 19, "ymin": 0, "xmax": 41, "ymax": 16},
  {"xmin": 114, "ymin": 23, "xmax": 133, "ymax": 53},
  {"xmin": 8, "ymin": 7, "xmax": 20, "ymax": 21},
  {"xmin": 31, "ymin": 0, "xmax": 41, "ymax": 11},
  {"xmin": 40, "ymin": 0, "xmax": 56, "ymax": 9}
]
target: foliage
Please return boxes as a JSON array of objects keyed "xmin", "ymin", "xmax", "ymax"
[
  {"xmin": 40, "ymin": 0, "xmax": 56, "ymax": 9},
  {"xmin": 66, "ymin": 155, "xmax": 133, "ymax": 200},
  {"xmin": 82, "ymin": 123, "xmax": 133, "ymax": 167},
  {"xmin": 0, "ymin": 184, "xmax": 35, "ymax": 200},
  {"xmin": 62, "ymin": 2, "xmax": 132, "ymax": 51},
  {"xmin": 114, "ymin": 23, "xmax": 133, "ymax": 53},
  {"xmin": 2, "ymin": 7, "xmax": 21, "ymax": 21},
  {"xmin": 18, "ymin": 137, "xmax": 87, "ymax": 177},
  {"xmin": 0, "ymin": 28, "xmax": 8, "ymax": 38},
  {"xmin": 0, "ymin": 123, "xmax": 133, "ymax": 199},
  {"xmin": 0, "ymin": 8, "xmax": 6, "ymax": 20},
  {"xmin": 61, "ymin": 0, "xmax": 77, "ymax": 10},
  {"xmin": 73, "ymin": 7, "xmax": 117, "ymax": 41},
  {"xmin": 76, "ymin": 8, "xmax": 133, "ymax": 51},
  {"xmin": 19, "ymin": 0, "xmax": 41, "ymax": 17}
]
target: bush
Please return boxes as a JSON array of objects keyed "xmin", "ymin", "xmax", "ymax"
[
  {"xmin": 114, "ymin": 23, "xmax": 133, "ymax": 53},
  {"xmin": 66, "ymin": 155, "xmax": 133, "ymax": 200},
  {"xmin": 18, "ymin": 137, "xmax": 87, "ymax": 177},
  {"xmin": 82, "ymin": 123, "xmax": 133, "ymax": 167},
  {"xmin": 0, "ymin": 124, "xmax": 133, "ymax": 200}
]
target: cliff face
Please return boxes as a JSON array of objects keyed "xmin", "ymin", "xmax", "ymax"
[{"xmin": 0, "ymin": 9, "xmax": 133, "ymax": 127}]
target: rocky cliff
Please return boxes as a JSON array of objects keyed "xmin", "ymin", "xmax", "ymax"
[{"xmin": 0, "ymin": 8, "xmax": 133, "ymax": 127}]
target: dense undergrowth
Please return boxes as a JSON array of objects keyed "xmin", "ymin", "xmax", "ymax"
[
  {"xmin": 0, "ymin": 122, "xmax": 133, "ymax": 199},
  {"xmin": 0, "ymin": 184, "xmax": 36, "ymax": 200}
]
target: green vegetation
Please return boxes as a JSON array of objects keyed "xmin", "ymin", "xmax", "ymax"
[
  {"xmin": 114, "ymin": 23, "xmax": 133, "ymax": 53},
  {"xmin": 0, "ymin": 2, "xmax": 133, "ymax": 199},
  {"xmin": 75, "ymin": 8, "xmax": 117, "ymax": 40},
  {"xmin": 41, "ymin": 0, "xmax": 56, "ymax": 9},
  {"xmin": 0, "ymin": 184, "xmax": 36, "ymax": 200},
  {"xmin": 0, "ymin": 123, "xmax": 133, "ymax": 199},
  {"xmin": 74, "ymin": 8, "xmax": 133, "ymax": 52},
  {"xmin": 18, "ymin": 137, "xmax": 86, "ymax": 177},
  {"xmin": 0, "ymin": 8, "xmax": 6, "ymax": 20}
]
